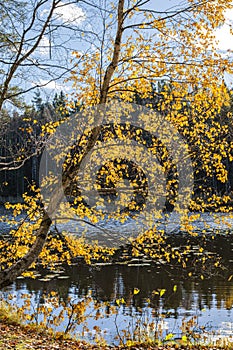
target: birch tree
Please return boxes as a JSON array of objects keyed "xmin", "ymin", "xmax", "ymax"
[{"xmin": 1, "ymin": 0, "xmax": 233, "ymax": 288}]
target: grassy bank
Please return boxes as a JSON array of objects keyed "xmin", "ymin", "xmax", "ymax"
[
  {"xmin": 0, "ymin": 305, "xmax": 232, "ymax": 350},
  {"xmin": 0, "ymin": 321, "xmax": 232, "ymax": 350}
]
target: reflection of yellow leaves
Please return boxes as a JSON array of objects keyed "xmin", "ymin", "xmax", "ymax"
[
  {"xmin": 159, "ymin": 289, "xmax": 166, "ymax": 297},
  {"xmin": 152, "ymin": 289, "xmax": 166, "ymax": 297},
  {"xmin": 116, "ymin": 298, "xmax": 125, "ymax": 306},
  {"xmin": 152, "ymin": 290, "xmax": 159, "ymax": 295}
]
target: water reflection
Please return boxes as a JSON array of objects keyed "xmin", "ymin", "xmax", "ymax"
[
  {"xmin": 1, "ymin": 207, "xmax": 233, "ymax": 343},
  {"xmin": 10, "ymin": 261, "xmax": 233, "ymax": 312},
  {"xmin": 1, "ymin": 247, "xmax": 232, "ymax": 344}
]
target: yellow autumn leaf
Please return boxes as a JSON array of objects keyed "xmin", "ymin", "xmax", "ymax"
[
  {"xmin": 133, "ymin": 288, "xmax": 140, "ymax": 295},
  {"xmin": 164, "ymin": 333, "xmax": 174, "ymax": 341},
  {"xmin": 182, "ymin": 335, "xmax": 187, "ymax": 342},
  {"xmin": 159, "ymin": 289, "xmax": 166, "ymax": 297}
]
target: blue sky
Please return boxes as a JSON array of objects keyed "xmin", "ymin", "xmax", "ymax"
[{"xmin": 4, "ymin": 0, "xmax": 232, "ymax": 108}]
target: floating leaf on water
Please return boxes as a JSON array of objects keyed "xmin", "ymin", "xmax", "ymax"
[
  {"xmin": 51, "ymin": 269, "xmax": 64, "ymax": 274},
  {"xmin": 38, "ymin": 278, "xmax": 51, "ymax": 282},
  {"xmin": 33, "ymin": 274, "xmax": 41, "ymax": 278},
  {"xmin": 152, "ymin": 290, "xmax": 159, "ymax": 295},
  {"xmin": 44, "ymin": 274, "xmax": 56, "ymax": 279},
  {"xmin": 116, "ymin": 261, "xmax": 128, "ymax": 265},
  {"xmin": 57, "ymin": 275, "xmax": 70, "ymax": 279},
  {"xmin": 93, "ymin": 262, "xmax": 112, "ymax": 266},
  {"xmin": 129, "ymin": 258, "xmax": 141, "ymax": 263},
  {"xmin": 116, "ymin": 298, "xmax": 125, "ymax": 306}
]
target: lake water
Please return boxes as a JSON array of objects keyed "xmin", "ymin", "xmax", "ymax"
[
  {"xmin": 0, "ymin": 209, "xmax": 233, "ymax": 345},
  {"xmin": 1, "ymin": 247, "xmax": 233, "ymax": 345}
]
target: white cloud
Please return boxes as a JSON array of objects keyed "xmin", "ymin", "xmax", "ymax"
[
  {"xmin": 223, "ymin": 7, "xmax": 233, "ymax": 22},
  {"xmin": 215, "ymin": 23, "xmax": 233, "ymax": 51},
  {"xmin": 39, "ymin": 79, "xmax": 72, "ymax": 93},
  {"xmin": 54, "ymin": 1, "xmax": 85, "ymax": 26},
  {"xmin": 215, "ymin": 8, "xmax": 233, "ymax": 51},
  {"xmin": 213, "ymin": 6, "xmax": 233, "ymax": 86}
]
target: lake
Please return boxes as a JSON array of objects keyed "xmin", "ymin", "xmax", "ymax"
[{"xmin": 0, "ymin": 209, "xmax": 233, "ymax": 345}]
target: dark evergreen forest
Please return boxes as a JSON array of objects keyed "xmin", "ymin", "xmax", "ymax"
[{"xmin": 1, "ymin": 84, "xmax": 233, "ymax": 211}]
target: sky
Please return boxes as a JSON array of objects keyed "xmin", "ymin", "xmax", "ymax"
[
  {"xmin": 5, "ymin": 0, "xmax": 233, "ymax": 106},
  {"xmin": 40, "ymin": 0, "xmax": 233, "ymax": 90},
  {"xmin": 50, "ymin": 0, "xmax": 233, "ymax": 53},
  {"xmin": 216, "ymin": 7, "xmax": 233, "ymax": 50}
]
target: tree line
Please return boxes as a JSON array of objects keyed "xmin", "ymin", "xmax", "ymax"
[
  {"xmin": 1, "ymin": 83, "xmax": 233, "ymax": 211},
  {"xmin": 0, "ymin": 90, "xmax": 78, "ymax": 201}
]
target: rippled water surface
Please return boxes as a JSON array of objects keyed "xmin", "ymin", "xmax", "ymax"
[{"xmin": 1, "ymin": 208, "xmax": 233, "ymax": 344}]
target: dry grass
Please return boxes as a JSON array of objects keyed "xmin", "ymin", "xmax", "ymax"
[
  {"xmin": 0, "ymin": 305, "xmax": 231, "ymax": 350},
  {"xmin": 0, "ymin": 322, "xmax": 231, "ymax": 350}
]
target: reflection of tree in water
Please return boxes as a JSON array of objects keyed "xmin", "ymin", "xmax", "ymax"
[{"xmin": 13, "ymin": 234, "xmax": 233, "ymax": 313}]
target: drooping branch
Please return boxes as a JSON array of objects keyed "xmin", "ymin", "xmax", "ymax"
[
  {"xmin": 0, "ymin": 0, "xmax": 126, "ymax": 289},
  {"xmin": 0, "ymin": 210, "xmax": 52, "ymax": 289}
]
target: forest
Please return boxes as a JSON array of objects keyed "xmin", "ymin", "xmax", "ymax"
[{"xmin": 1, "ymin": 84, "xmax": 233, "ymax": 212}]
